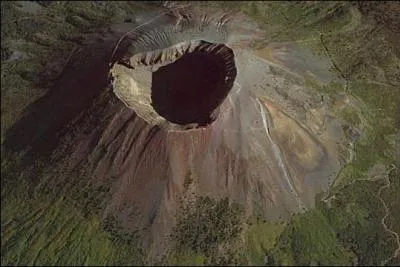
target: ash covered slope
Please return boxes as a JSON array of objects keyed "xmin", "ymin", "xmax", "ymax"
[{"xmin": 3, "ymin": 1, "xmax": 350, "ymax": 263}]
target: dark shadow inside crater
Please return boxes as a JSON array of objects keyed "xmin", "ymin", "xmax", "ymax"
[{"xmin": 151, "ymin": 44, "xmax": 236, "ymax": 126}]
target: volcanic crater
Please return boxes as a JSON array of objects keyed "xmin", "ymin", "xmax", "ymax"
[{"xmin": 111, "ymin": 40, "xmax": 237, "ymax": 130}]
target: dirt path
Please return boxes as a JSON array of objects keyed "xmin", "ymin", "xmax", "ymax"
[{"xmin": 378, "ymin": 164, "xmax": 400, "ymax": 266}]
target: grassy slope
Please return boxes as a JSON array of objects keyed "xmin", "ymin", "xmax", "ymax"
[
  {"xmin": 246, "ymin": 220, "xmax": 286, "ymax": 265},
  {"xmin": 1, "ymin": 190, "xmax": 143, "ymax": 266}
]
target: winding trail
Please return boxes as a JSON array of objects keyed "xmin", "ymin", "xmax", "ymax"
[{"xmin": 378, "ymin": 164, "xmax": 400, "ymax": 266}]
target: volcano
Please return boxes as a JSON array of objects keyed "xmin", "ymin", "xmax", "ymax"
[{"xmin": 3, "ymin": 3, "xmax": 349, "ymax": 261}]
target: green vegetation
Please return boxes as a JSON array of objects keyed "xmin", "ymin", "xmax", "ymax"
[
  {"xmin": 318, "ymin": 175, "xmax": 397, "ymax": 266},
  {"xmin": 382, "ymin": 166, "xmax": 400, "ymax": 237},
  {"xmin": 166, "ymin": 250, "xmax": 206, "ymax": 266},
  {"xmin": 238, "ymin": 1, "xmax": 352, "ymax": 44},
  {"xmin": 269, "ymin": 210, "xmax": 353, "ymax": 266},
  {"xmin": 339, "ymin": 106, "xmax": 361, "ymax": 126},
  {"xmin": 168, "ymin": 196, "xmax": 246, "ymax": 265},
  {"xmin": 1, "ymin": 188, "xmax": 144, "ymax": 266},
  {"xmin": 1, "ymin": 148, "xmax": 144, "ymax": 265},
  {"xmin": 248, "ymin": 169, "xmax": 398, "ymax": 265},
  {"xmin": 246, "ymin": 220, "xmax": 285, "ymax": 265}
]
